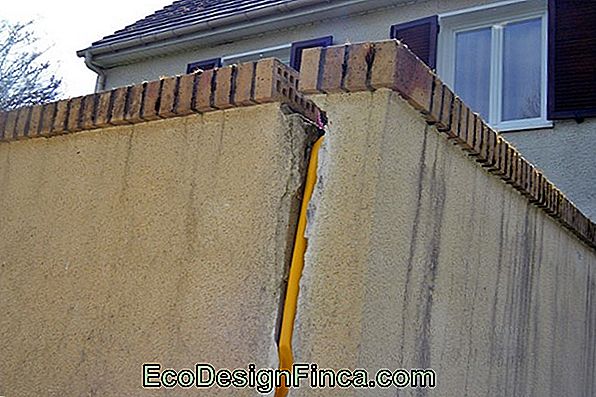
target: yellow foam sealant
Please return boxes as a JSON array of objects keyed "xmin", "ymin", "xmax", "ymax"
[{"xmin": 275, "ymin": 136, "xmax": 323, "ymax": 397}]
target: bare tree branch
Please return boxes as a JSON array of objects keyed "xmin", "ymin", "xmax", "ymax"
[{"xmin": 0, "ymin": 20, "xmax": 62, "ymax": 111}]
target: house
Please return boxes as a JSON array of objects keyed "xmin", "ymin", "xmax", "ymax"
[{"xmin": 77, "ymin": 0, "xmax": 596, "ymax": 221}]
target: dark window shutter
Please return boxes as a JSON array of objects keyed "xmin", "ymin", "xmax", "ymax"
[
  {"xmin": 290, "ymin": 36, "xmax": 333, "ymax": 71},
  {"xmin": 390, "ymin": 16, "xmax": 438, "ymax": 69},
  {"xmin": 186, "ymin": 58, "xmax": 222, "ymax": 74},
  {"xmin": 548, "ymin": 0, "xmax": 596, "ymax": 119}
]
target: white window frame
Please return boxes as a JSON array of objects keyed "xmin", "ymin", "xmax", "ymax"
[
  {"xmin": 222, "ymin": 44, "xmax": 292, "ymax": 66},
  {"xmin": 437, "ymin": 0, "xmax": 552, "ymax": 132}
]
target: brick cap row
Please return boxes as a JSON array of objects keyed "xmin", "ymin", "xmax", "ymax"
[{"xmin": 0, "ymin": 58, "xmax": 320, "ymax": 142}]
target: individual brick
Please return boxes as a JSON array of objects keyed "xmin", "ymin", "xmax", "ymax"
[
  {"xmin": 554, "ymin": 190, "xmax": 563, "ymax": 216},
  {"xmin": 176, "ymin": 73, "xmax": 197, "ymax": 115},
  {"xmin": 543, "ymin": 178, "xmax": 551, "ymax": 210},
  {"xmin": 370, "ymin": 40, "xmax": 397, "ymax": 89},
  {"xmin": 454, "ymin": 104, "xmax": 471, "ymax": 147},
  {"xmin": 235, "ymin": 62, "xmax": 256, "ymax": 105},
  {"xmin": 257, "ymin": 59, "xmax": 300, "ymax": 104},
  {"xmin": 448, "ymin": 96, "xmax": 462, "ymax": 140},
  {"xmin": 158, "ymin": 76, "xmax": 178, "ymax": 118},
  {"xmin": 514, "ymin": 152, "xmax": 522, "ymax": 186},
  {"xmin": 485, "ymin": 129, "xmax": 500, "ymax": 170},
  {"xmin": 214, "ymin": 66, "xmax": 236, "ymax": 109},
  {"xmin": 551, "ymin": 187, "xmax": 560, "ymax": 216},
  {"xmin": 2, "ymin": 109, "xmax": 19, "ymax": 140},
  {"xmin": 298, "ymin": 47, "xmax": 322, "ymax": 94},
  {"xmin": 343, "ymin": 42, "xmax": 373, "ymax": 92},
  {"xmin": 394, "ymin": 43, "xmax": 433, "ymax": 113},
  {"xmin": 141, "ymin": 80, "xmax": 162, "ymax": 121},
  {"xmin": 510, "ymin": 152, "xmax": 521, "ymax": 188},
  {"xmin": 503, "ymin": 145, "xmax": 515, "ymax": 182},
  {"xmin": 80, "ymin": 94, "xmax": 97, "ymax": 130},
  {"xmin": 254, "ymin": 59, "xmax": 281, "ymax": 103},
  {"xmin": 504, "ymin": 147, "xmax": 515, "ymax": 183},
  {"xmin": 125, "ymin": 84, "xmax": 144, "ymax": 123},
  {"xmin": 437, "ymin": 85, "xmax": 454, "ymax": 132},
  {"xmin": 39, "ymin": 102, "xmax": 57, "ymax": 137},
  {"xmin": 66, "ymin": 96, "xmax": 83, "ymax": 132},
  {"xmin": 537, "ymin": 174, "xmax": 547, "ymax": 208},
  {"xmin": 462, "ymin": 107, "xmax": 476, "ymax": 152},
  {"xmin": 319, "ymin": 45, "xmax": 346, "ymax": 93},
  {"xmin": 551, "ymin": 188, "xmax": 562, "ymax": 216},
  {"xmin": 0, "ymin": 111, "xmax": 7, "ymax": 140},
  {"xmin": 562, "ymin": 198, "xmax": 572, "ymax": 224},
  {"xmin": 27, "ymin": 105, "xmax": 43, "ymax": 138},
  {"xmin": 456, "ymin": 103, "xmax": 468, "ymax": 144},
  {"xmin": 428, "ymin": 77, "xmax": 443, "ymax": 125},
  {"xmin": 477, "ymin": 122, "xmax": 491, "ymax": 163},
  {"xmin": 491, "ymin": 137, "xmax": 506, "ymax": 175},
  {"xmin": 52, "ymin": 99, "xmax": 70, "ymax": 134},
  {"xmin": 556, "ymin": 190, "xmax": 566, "ymax": 219},
  {"xmin": 94, "ymin": 91, "xmax": 113, "ymax": 128},
  {"xmin": 518, "ymin": 160, "xmax": 529, "ymax": 195},
  {"xmin": 194, "ymin": 69, "xmax": 216, "ymax": 112},
  {"xmin": 524, "ymin": 161, "xmax": 533, "ymax": 194},
  {"xmin": 14, "ymin": 107, "xmax": 31, "ymax": 139},
  {"xmin": 109, "ymin": 87, "xmax": 130, "ymax": 125},
  {"xmin": 528, "ymin": 168, "xmax": 540, "ymax": 203},
  {"xmin": 471, "ymin": 113, "xmax": 483, "ymax": 156},
  {"xmin": 549, "ymin": 183, "xmax": 556, "ymax": 213}
]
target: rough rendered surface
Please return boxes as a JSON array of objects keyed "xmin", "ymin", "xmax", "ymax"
[
  {"xmin": 0, "ymin": 104, "xmax": 316, "ymax": 396},
  {"xmin": 295, "ymin": 89, "xmax": 596, "ymax": 396}
]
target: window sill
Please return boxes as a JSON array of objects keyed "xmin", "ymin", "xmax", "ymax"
[{"xmin": 493, "ymin": 120, "xmax": 553, "ymax": 132}]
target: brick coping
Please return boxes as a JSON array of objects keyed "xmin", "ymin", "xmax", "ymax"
[
  {"xmin": 0, "ymin": 58, "xmax": 319, "ymax": 142},
  {"xmin": 0, "ymin": 39, "xmax": 594, "ymax": 249}
]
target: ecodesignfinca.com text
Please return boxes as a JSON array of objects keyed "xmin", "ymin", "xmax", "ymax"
[{"xmin": 143, "ymin": 363, "xmax": 436, "ymax": 393}]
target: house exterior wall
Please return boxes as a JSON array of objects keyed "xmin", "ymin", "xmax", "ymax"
[
  {"xmin": 100, "ymin": 0, "xmax": 596, "ymax": 221},
  {"xmin": 0, "ymin": 104, "xmax": 316, "ymax": 396},
  {"xmin": 294, "ymin": 89, "xmax": 596, "ymax": 396}
]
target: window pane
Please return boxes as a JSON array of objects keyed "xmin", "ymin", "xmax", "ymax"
[
  {"xmin": 455, "ymin": 27, "xmax": 492, "ymax": 119},
  {"xmin": 502, "ymin": 18, "xmax": 542, "ymax": 121}
]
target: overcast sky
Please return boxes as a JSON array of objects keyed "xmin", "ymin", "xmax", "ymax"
[{"xmin": 2, "ymin": 0, "xmax": 173, "ymax": 97}]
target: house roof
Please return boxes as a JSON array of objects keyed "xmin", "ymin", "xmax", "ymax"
[{"xmin": 91, "ymin": 0, "xmax": 296, "ymax": 48}]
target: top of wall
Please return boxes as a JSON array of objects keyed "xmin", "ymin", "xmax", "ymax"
[
  {"xmin": 1, "ymin": 38, "xmax": 594, "ymax": 250},
  {"xmin": 0, "ymin": 58, "xmax": 320, "ymax": 142}
]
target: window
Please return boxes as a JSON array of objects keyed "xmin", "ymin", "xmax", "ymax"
[
  {"xmin": 222, "ymin": 44, "xmax": 292, "ymax": 66},
  {"xmin": 390, "ymin": 16, "xmax": 438, "ymax": 69},
  {"xmin": 438, "ymin": 1, "xmax": 550, "ymax": 131},
  {"xmin": 186, "ymin": 58, "xmax": 221, "ymax": 74}
]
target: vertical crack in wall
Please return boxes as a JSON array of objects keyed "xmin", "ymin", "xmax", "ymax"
[{"xmin": 273, "ymin": 110, "xmax": 320, "ymax": 346}]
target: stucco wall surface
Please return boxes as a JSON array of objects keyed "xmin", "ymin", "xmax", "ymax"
[
  {"xmin": 294, "ymin": 89, "xmax": 596, "ymax": 396},
  {"xmin": 0, "ymin": 104, "xmax": 316, "ymax": 396}
]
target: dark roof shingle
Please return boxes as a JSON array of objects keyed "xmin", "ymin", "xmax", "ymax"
[{"xmin": 91, "ymin": 0, "xmax": 298, "ymax": 48}]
